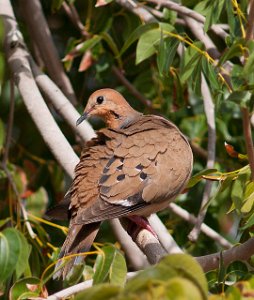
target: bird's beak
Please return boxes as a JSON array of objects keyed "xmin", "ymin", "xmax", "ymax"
[{"xmin": 76, "ymin": 112, "xmax": 88, "ymax": 126}]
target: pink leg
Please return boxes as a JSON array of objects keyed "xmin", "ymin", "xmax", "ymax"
[{"xmin": 127, "ymin": 215, "xmax": 158, "ymax": 238}]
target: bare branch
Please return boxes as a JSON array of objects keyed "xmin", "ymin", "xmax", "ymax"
[
  {"xmin": 196, "ymin": 237, "xmax": 254, "ymax": 272},
  {"xmin": 169, "ymin": 203, "xmax": 232, "ymax": 249},
  {"xmin": 2, "ymin": 2, "xmax": 79, "ymax": 178},
  {"xmin": 246, "ymin": 0, "xmax": 254, "ymax": 40},
  {"xmin": 115, "ymin": 0, "xmax": 157, "ymax": 22},
  {"xmin": 146, "ymin": 0, "xmax": 228, "ymax": 39},
  {"xmin": 109, "ymin": 219, "xmax": 149, "ymax": 270},
  {"xmin": 19, "ymin": 0, "xmax": 77, "ymax": 105},
  {"xmin": 148, "ymin": 214, "xmax": 183, "ymax": 253},
  {"xmin": 188, "ymin": 75, "xmax": 216, "ymax": 241},
  {"xmin": 242, "ymin": 107, "xmax": 254, "ymax": 181},
  {"xmin": 120, "ymin": 218, "xmax": 168, "ymax": 264},
  {"xmin": 112, "ymin": 65, "xmax": 155, "ymax": 112},
  {"xmin": 243, "ymin": 1, "xmax": 254, "ymax": 181},
  {"xmin": 29, "ymin": 59, "xmax": 96, "ymax": 143}
]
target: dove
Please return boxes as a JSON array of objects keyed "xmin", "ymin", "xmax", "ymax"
[{"xmin": 47, "ymin": 88, "xmax": 193, "ymax": 279}]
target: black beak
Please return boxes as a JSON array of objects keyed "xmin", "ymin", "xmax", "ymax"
[{"xmin": 76, "ymin": 112, "xmax": 88, "ymax": 126}]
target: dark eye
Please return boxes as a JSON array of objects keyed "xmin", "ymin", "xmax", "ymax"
[{"xmin": 96, "ymin": 96, "xmax": 104, "ymax": 104}]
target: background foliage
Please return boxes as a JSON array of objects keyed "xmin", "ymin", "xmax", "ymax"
[{"xmin": 1, "ymin": 0, "xmax": 254, "ymax": 298}]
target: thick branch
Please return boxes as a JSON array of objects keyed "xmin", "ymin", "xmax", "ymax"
[
  {"xmin": 1, "ymin": 1, "xmax": 78, "ymax": 178},
  {"xmin": 196, "ymin": 237, "xmax": 254, "ymax": 272}
]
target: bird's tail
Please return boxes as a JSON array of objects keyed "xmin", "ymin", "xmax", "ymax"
[{"xmin": 54, "ymin": 222, "xmax": 100, "ymax": 280}]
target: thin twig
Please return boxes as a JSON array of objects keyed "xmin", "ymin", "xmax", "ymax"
[
  {"xmin": 0, "ymin": 162, "xmax": 37, "ymax": 239},
  {"xmin": 242, "ymin": 107, "xmax": 254, "ymax": 181},
  {"xmin": 62, "ymin": 1, "xmax": 89, "ymax": 37},
  {"xmin": 169, "ymin": 203, "xmax": 232, "ymax": 249},
  {"xmin": 242, "ymin": 0, "xmax": 254, "ymax": 181},
  {"xmin": 112, "ymin": 65, "xmax": 155, "ymax": 112}
]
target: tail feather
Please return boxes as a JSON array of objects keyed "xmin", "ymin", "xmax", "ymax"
[{"xmin": 54, "ymin": 222, "xmax": 101, "ymax": 279}]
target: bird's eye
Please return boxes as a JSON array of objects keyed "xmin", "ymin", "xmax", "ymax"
[{"xmin": 96, "ymin": 96, "xmax": 104, "ymax": 104}]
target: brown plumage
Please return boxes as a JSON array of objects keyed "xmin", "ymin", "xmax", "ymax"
[{"xmin": 47, "ymin": 88, "xmax": 193, "ymax": 279}]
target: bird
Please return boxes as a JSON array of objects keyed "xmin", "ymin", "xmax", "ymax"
[{"xmin": 47, "ymin": 88, "xmax": 193, "ymax": 279}]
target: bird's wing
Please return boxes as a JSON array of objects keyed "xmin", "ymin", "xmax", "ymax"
[{"xmin": 71, "ymin": 116, "xmax": 192, "ymax": 225}]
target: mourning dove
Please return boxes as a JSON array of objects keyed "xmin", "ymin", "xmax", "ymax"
[{"xmin": 47, "ymin": 88, "xmax": 193, "ymax": 279}]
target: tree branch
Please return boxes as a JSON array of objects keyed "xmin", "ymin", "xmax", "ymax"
[
  {"xmin": 169, "ymin": 203, "xmax": 232, "ymax": 249},
  {"xmin": 146, "ymin": 0, "xmax": 228, "ymax": 39},
  {"xmin": 196, "ymin": 237, "xmax": 254, "ymax": 272},
  {"xmin": 188, "ymin": 75, "xmax": 216, "ymax": 241},
  {"xmin": 19, "ymin": 0, "xmax": 77, "ymax": 105}
]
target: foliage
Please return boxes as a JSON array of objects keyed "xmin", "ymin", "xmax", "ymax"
[{"xmin": 1, "ymin": 0, "xmax": 254, "ymax": 299}]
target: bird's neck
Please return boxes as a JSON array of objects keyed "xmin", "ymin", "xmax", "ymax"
[{"xmin": 105, "ymin": 107, "xmax": 142, "ymax": 129}]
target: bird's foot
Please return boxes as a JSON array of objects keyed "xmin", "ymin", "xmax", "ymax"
[{"xmin": 126, "ymin": 215, "xmax": 158, "ymax": 239}]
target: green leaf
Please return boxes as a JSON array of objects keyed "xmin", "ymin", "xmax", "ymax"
[
  {"xmin": 231, "ymin": 169, "xmax": 250, "ymax": 212},
  {"xmin": 125, "ymin": 254, "xmax": 207, "ymax": 299},
  {"xmin": 0, "ymin": 232, "xmax": 10, "ymax": 285},
  {"xmin": 218, "ymin": 39, "xmax": 246, "ymax": 66},
  {"xmin": 157, "ymin": 35, "xmax": 179, "ymax": 76},
  {"xmin": 165, "ymin": 277, "xmax": 204, "ymax": 300},
  {"xmin": 204, "ymin": 0, "xmax": 225, "ymax": 32},
  {"xmin": 26, "ymin": 187, "xmax": 48, "ymax": 217},
  {"xmin": 181, "ymin": 51, "xmax": 201, "ymax": 82},
  {"xmin": 243, "ymin": 44, "xmax": 254, "ymax": 76},
  {"xmin": 241, "ymin": 181, "xmax": 254, "ymax": 213},
  {"xmin": 51, "ymin": 0, "xmax": 64, "ymax": 11},
  {"xmin": 187, "ymin": 169, "xmax": 218, "ymax": 188},
  {"xmin": 201, "ymin": 57, "xmax": 220, "ymax": 91},
  {"xmin": 120, "ymin": 23, "xmax": 159, "ymax": 56},
  {"xmin": 159, "ymin": 254, "xmax": 208, "ymax": 298},
  {"xmin": 226, "ymin": 91, "xmax": 252, "ymax": 108},
  {"xmin": 74, "ymin": 284, "xmax": 122, "ymax": 300},
  {"xmin": 79, "ymin": 36, "xmax": 102, "ymax": 54},
  {"xmin": 9, "ymin": 277, "xmax": 41, "ymax": 300},
  {"xmin": 0, "ymin": 228, "xmax": 31, "ymax": 282},
  {"xmin": 136, "ymin": 23, "xmax": 174, "ymax": 64},
  {"xmin": 100, "ymin": 32, "xmax": 122, "ymax": 68},
  {"xmin": 93, "ymin": 245, "xmax": 127, "ymax": 286},
  {"xmin": 108, "ymin": 248, "xmax": 127, "ymax": 286},
  {"xmin": 136, "ymin": 28, "xmax": 160, "ymax": 64}
]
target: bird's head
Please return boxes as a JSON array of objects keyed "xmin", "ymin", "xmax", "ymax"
[{"xmin": 76, "ymin": 88, "xmax": 140, "ymax": 129}]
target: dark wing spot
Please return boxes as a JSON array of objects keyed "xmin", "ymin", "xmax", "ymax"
[
  {"xmin": 103, "ymin": 166, "xmax": 109, "ymax": 173},
  {"xmin": 106, "ymin": 156, "xmax": 116, "ymax": 168},
  {"xmin": 117, "ymin": 174, "xmax": 125, "ymax": 181},
  {"xmin": 101, "ymin": 186, "xmax": 111, "ymax": 194},
  {"xmin": 99, "ymin": 174, "xmax": 110, "ymax": 184},
  {"xmin": 117, "ymin": 164, "xmax": 123, "ymax": 170},
  {"xmin": 140, "ymin": 172, "xmax": 147, "ymax": 180},
  {"xmin": 135, "ymin": 163, "xmax": 144, "ymax": 170}
]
